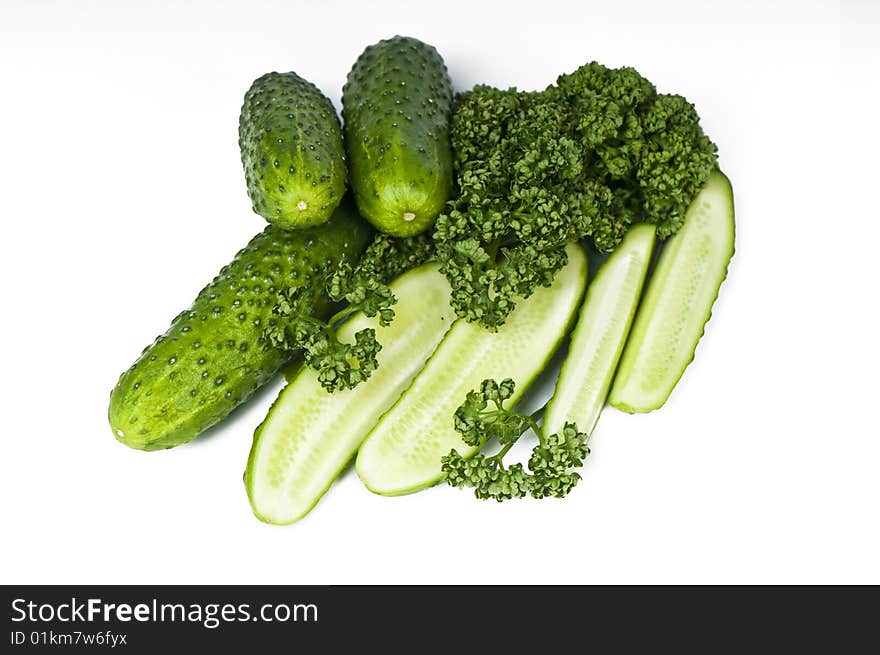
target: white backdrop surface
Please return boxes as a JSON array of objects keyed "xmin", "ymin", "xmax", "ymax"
[{"xmin": 0, "ymin": 0, "xmax": 875, "ymax": 584}]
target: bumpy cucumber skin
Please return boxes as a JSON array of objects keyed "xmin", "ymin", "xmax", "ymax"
[
  {"xmin": 109, "ymin": 202, "xmax": 372, "ymax": 451},
  {"xmin": 355, "ymin": 244, "xmax": 588, "ymax": 496},
  {"xmin": 609, "ymin": 171, "xmax": 735, "ymax": 413},
  {"xmin": 245, "ymin": 264, "xmax": 454, "ymax": 525},
  {"xmin": 342, "ymin": 36, "xmax": 453, "ymax": 237},
  {"xmin": 239, "ymin": 72, "xmax": 346, "ymax": 229}
]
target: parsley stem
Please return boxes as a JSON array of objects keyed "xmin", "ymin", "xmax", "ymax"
[
  {"xmin": 488, "ymin": 441, "xmax": 515, "ymax": 468},
  {"xmin": 327, "ymin": 304, "xmax": 359, "ymax": 327}
]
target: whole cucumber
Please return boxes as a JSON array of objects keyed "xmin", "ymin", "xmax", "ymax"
[
  {"xmin": 239, "ymin": 72, "xmax": 347, "ymax": 229},
  {"xmin": 342, "ymin": 36, "xmax": 453, "ymax": 237},
  {"xmin": 109, "ymin": 200, "xmax": 372, "ymax": 451}
]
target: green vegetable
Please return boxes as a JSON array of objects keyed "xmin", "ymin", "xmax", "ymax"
[
  {"xmin": 239, "ymin": 72, "xmax": 346, "ymax": 229},
  {"xmin": 356, "ymin": 243, "xmax": 587, "ymax": 495},
  {"xmin": 342, "ymin": 35, "xmax": 453, "ymax": 237},
  {"xmin": 543, "ymin": 223, "xmax": 656, "ymax": 436},
  {"xmin": 442, "ymin": 379, "xmax": 589, "ymax": 501},
  {"xmin": 246, "ymin": 263, "xmax": 455, "ymax": 524},
  {"xmin": 109, "ymin": 201, "xmax": 372, "ymax": 451},
  {"xmin": 610, "ymin": 170, "xmax": 735, "ymax": 412},
  {"xmin": 441, "ymin": 225, "xmax": 655, "ymax": 501},
  {"xmin": 435, "ymin": 61, "xmax": 717, "ymax": 329},
  {"xmin": 263, "ymin": 232, "xmax": 434, "ymax": 391}
]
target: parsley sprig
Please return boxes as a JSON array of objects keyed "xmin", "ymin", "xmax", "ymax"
[{"xmin": 442, "ymin": 379, "xmax": 590, "ymax": 501}]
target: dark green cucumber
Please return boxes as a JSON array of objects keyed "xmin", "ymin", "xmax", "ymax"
[
  {"xmin": 342, "ymin": 36, "xmax": 453, "ymax": 237},
  {"xmin": 239, "ymin": 72, "xmax": 346, "ymax": 229},
  {"xmin": 109, "ymin": 201, "xmax": 372, "ymax": 451}
]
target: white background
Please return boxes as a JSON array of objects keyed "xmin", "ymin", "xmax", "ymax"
[{"xmin": 1, "ymin": 0, "xmax": 876, "ymax": 584}]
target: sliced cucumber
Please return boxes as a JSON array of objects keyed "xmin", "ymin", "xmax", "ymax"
[
  {"xmin": 609, "ymin": 170, "xmax": 735, "ymax": 412},
  {"xmin": 245, "ymin": 263, "xmax": 454, "ymax": 524},
  {"xmin": 543, "ymin": 223, "xmax": 656, "ymax": 436},
  {"xmin": 356, "ymin": 243, "xmax": 588, "ymax": 496}
]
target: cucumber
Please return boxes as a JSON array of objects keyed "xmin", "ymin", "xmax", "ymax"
[
  {"xmin": 239, "ymin": 72, "xmax": 346, "ymax": 229},
  {"xmin": 342, "ymin": 36, "xmax": 453, "ymax": 237},
  {"xmin": 245, "ymin": 263, "xmax": 454, "ymax": 524},
  {"xmin": 544, "ymin": 224, "xmax": 656, "ymax": 436},
  {"xmin": 609, "ymin": 170, "xmax": 735, "ymax": 412},
  {"xmin": 109, "ymin": 200, "xmax": 372, "ymax": 451},
  {"xmin": 356, "ymin": 243, "xmax": 588, "ymax": 495}
]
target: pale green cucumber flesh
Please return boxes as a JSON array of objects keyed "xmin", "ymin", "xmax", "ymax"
[
  {"xmin": 544, "ymin": 223, "xmax": 655, "ymax": 436},
  {"xmin": 355, "ymin": 243, "xmax": 588, "ymax": 496},
  {"xmin": 245, "ymin": 264, "xmax": 454, "ymax": 524},
  {"xmin": 609, "ymin": 170, "xmax": 735, "ymax": 412}
]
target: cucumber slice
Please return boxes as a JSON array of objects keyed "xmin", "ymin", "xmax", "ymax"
[
  {"xmin": 356, "ymin": 243, "xmax": 588, "ymax": 496},
  {"xmin": 609, "ymin": 170, "xmax": 735, "ymax": 412},
  {"xmin": 245, "ymin": 263, "xmax": 455, "ymax": 524},
  {"xmin": 543, "ymin": 223, "xmax": 656, "ymax": 436}
]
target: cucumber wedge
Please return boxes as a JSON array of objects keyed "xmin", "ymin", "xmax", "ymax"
[
  {"xmin": 609, "ymin": 170, "xmax": 735, "ymax": 412},
  {"xmin": 543, "ymin": 224, "xmax": 656, "ymax": 436},
  {"xmin": 245, "ymin": 263, "xmax": 455, "ymax": 524},
  {"xmin": 356, "ymin": 243, "xmax": 588, "ymax": 496}
]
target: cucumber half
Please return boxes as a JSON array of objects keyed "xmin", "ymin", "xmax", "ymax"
[
  {"xmin": 245, "ymin": 263, "xmax": 455, "ymax": 524},
  {"xmin": 543, "ymin": 223, "xmax": 656, "ymax": 436},
  {"xmin": 356, "ymin": 243, "xmax": 588, "ymax": 496},
  {"xmin": 609, "ymin": 170, "xmax": 735, "ymax": 413}
]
